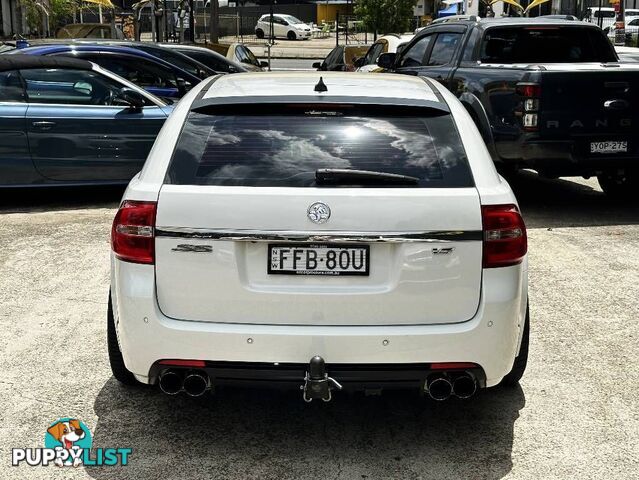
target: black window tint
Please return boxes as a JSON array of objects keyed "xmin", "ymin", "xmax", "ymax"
[
  {"xmin": 0, "ymin": 70, "xmax": 25, "ymax": 102},
  {"xmin": 480, "ymin": 26, "xmax": 616, "ymax": 63},
  {"xmin": 428, "ymin": 33, "xmax": 462, "ymax": 66},
  {"xmin": 20, "ymin": 68, "xmax": 127, "ymax": 105},
  {"xmin": 325, "ymin": 47, "xmax": 343, "ymax": 67},
  {"xmin": 235, "ymin": 46, "xmax": 250, "ymax": 63},
  {"xmin": 138, "ymin": 46, "xmax": 200, "ymax": 76},
  {"xmin": 399, "ymin": 35, "xmax": 433, "ymax": 67},
  {"xmin": 185, "ymin": 51, "xmax": 230, "ymax": 72},
  {"xmin": 594, "ymin": 10, "xmax": 615, "ymax": 18},
  {"xmin": 242, "ymin": 46, "xmax": 260, "ymax": 67},
  {"xmin": 461, "ymin": 28, "xmax": 480, "ymax": 62},
  {"xmin": 166, "ymin": 109, "xmax": 473, "ymax": 188},
  {"xmin": 363, "ymin": 42, "xmax": 384, "ymax": 65},
  {"xmin": 81, "ymin": 55, "xmax": 178, "ymax": 88}
]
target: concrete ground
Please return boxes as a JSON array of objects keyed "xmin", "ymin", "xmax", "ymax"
[
  {"xmin": 268, "ymin": 58, "xmax": 317, "ymax": 71},
  {"xmin": 0, "ymin": 172, "xmax": 637, "ymax": 479}
]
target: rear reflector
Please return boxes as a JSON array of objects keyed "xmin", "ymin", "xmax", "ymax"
[
  {"xmin": 430, "ymin": 362, "xmax": 478, "ymax": 370},
  {"xmin": 482, "ymin": 204, "xmax": 527, "ymax": 268},
  {"xmin": 158, "ymin": 359, "xmax": 207, "ymax": 368},
  {"xmin": 111, "ymin": 200, "xmax": 157, "ymax": 264}
]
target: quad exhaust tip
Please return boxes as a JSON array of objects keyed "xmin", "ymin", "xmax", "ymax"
[
  {"xmin": 158, "ymin": 369, "xmax": 182, "ymax": 395},
  {"xmin": 183, "ymin": 372, "xmax": 208, "ymax": 397},
  {"xmin": 158, "ymin": 369, "xmax": 210, "ymax": 397},
  {"xmin": 426, "ymin": 371, "xmax": 477, "ymax": 401},
  {"xmin": 427, "ymin": 374, "xmax": 453, "ymax": 401},
  {"xmin": 452, "ymin": 372, "xmax": 477, "ymax": 399}
]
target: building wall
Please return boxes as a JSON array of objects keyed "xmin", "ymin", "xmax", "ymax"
[{"xmin": 317, "ymin": 4, "xmax": 354, "ymax": 23}]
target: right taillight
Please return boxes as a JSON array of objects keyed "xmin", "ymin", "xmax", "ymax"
[
  {"xmin": 111, "ymin": 200, "xmax": 157, "ymax": 264},
  {"xmin": 482, "ymin": 204, "xmax": 527, "ymax": 268}
]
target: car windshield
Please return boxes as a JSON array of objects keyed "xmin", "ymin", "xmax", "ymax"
[
  {"xmin": 281, "ymin": 15, "xmax": 304, "ymax": 24},
  {"xmin": 166, "ymin": 106, "xmax": 473, "ymax": 188},
  {"xmin": 480, "ymin": 26, "xmax": 617, "ymax": 63}
]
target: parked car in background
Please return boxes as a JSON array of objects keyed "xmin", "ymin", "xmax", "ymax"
[
  {"xmin": 225, "ymin": 43, "xmax": 267, "ymax": 71},
  {"xmin": 0, "ymin": 43, "xmax": 15, "ymax": 53},
  {"xmin": 0, "ymin": 55, "xmax": 170, "ymax": 187},
  {"xmin": 160, "ymin": 43, "xmax": 249, "ymax": 73},
  {"xmin": 380, "ymin": 17, "xmax": 639, "ymax": 197},
  {"xmin": 109, "ymin": 72, "xmax": 529, "ymax": 401},
  {"xmin": 255, "ymin": 13, "xmax": 312, "ymax": 40},
  {"xmin": 74, "ymin": 41, "xmax": 220, "ymax": 80},
  {"xmin": 56, "ymin": 23, "xmax": 125, "ymax": 40},
  {"xmin": 10, "ymin": 44, "xmax": 202, "ymax": 100},
  {"xmin": 356, "ymin": 34, "xmax": 414, "ymax": 72},
  {"xmin": 313, "ymin": 45, "xmax": 370, "ymax": 71}
]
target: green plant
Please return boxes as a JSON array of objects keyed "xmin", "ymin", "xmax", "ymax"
[
  {"xmin": 355, "ymin": 0, "xmax": 417, "ymax": 36},
  {"xmin": 19, "ymin": 0, "xmax": 75, "ymax": 34}
]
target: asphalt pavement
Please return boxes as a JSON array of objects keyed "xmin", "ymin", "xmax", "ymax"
[{"xmin": 0, "ymin": 172, "xmax": 638, "ymax": 479}]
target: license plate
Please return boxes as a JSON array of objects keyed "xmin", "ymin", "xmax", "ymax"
[
  {"xmin": 590, "ymin": 141, "xmax": 628, "ymax": 154},
  {"xmin": 268, "ymin": 244, "xmax": 370, "ymax": 276}
]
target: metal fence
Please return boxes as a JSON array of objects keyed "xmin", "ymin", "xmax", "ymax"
[{"xmin": 133, "ymin": 7, "xmax": 374, "ymax": 46}]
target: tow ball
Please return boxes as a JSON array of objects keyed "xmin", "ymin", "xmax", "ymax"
[{"xmin": 301, "ymin": 356, "xmax": 343, "ymax": 402}]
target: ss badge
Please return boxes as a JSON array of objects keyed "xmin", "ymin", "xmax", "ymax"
[{"xmin": 171, "ymin": 244, "xmax": 213, "ymax": 253}]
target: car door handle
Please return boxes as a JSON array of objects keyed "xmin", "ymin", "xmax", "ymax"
[{"xmin": 32, "ymin": 121, "xmax": 56, "ymax": 130}]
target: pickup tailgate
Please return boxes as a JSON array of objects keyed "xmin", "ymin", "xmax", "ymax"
[{"xmin": 539, "ymin": 65, "xmax": 639, "ymax": 154}]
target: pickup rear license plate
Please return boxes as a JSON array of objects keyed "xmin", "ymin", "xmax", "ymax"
[
  {"xmin": 590, "ymin": 141, "xmax": 628, "ymax": 154},
  {"xmin": 268, "ymin": 244, "xmax": 370, "ymax": 276}
]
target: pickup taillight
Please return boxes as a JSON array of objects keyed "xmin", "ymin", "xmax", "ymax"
[
  {"xmin": 516, "ymin": 82, "xmax": 541, "ymax": 132},
  {"xmin": 482, "ymin": 204, "xmax": 527, "ymax": 268},
  {"xmin": 111, "ymin": 200, "xmax": 157, "ymax": 264}
]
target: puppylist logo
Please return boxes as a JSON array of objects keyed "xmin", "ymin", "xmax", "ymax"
[{"xmin": 12, "ymin": 418, "xmax": 131, "ymax": 467}]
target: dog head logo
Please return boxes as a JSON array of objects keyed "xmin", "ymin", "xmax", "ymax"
[
  {"xmin": 47, "ymin": 419, "xmax": 85, "ymax": 449},
  {"xmin": 44, "ymin": 418, "xmax": 92, "ymax": 467}
]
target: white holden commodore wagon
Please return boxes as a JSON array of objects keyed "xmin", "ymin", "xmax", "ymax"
[{"xmin": 109, "ymin": 72, "xmax": 529, "ymax": 402}]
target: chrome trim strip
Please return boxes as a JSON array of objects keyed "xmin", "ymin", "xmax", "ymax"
[{"xmin": 155, "ymin": 228, "xmax": 482, "ymax": 243}]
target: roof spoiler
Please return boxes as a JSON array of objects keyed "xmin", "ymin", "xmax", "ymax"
[{"xmin": 190, "ymin": 96, "xmax": 450, "ymax": 114}]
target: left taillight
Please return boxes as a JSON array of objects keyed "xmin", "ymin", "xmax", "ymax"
[{"xmin": 111, "ymin": 200, "xmax": 157, "ymax": 264}]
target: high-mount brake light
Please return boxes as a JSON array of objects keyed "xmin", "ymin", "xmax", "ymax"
[
  {"xmin": 482, "ymin": 204, "xmax": 527, "ymax": 268},
  {"xmin": 111, "ymin": 200, "xmax": 157, "ymax": 264}
]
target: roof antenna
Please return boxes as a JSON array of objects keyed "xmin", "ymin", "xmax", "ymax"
[{"xmin": 314, "ymin": 77, "xmax": 328, "ymax": 93}]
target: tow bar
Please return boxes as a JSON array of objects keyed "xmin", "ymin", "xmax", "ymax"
[{"xmin": 301, "ymin": 356, "xmax": 342, "ymax": 402}]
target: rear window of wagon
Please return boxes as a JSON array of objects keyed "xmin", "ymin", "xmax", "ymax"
[{"xmin": 165, "ymin": 105, "xmax": 474, "ymax": 188}]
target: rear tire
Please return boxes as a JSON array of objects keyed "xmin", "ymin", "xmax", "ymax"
[
  {"xmin": 500, "ymin": 303, "xmax": 529, "ymax": 386},
  {"xmin": 597, "ymin": 170, "xmax": 639, "ymax": 200},
  {"xmin": 107, "ymin": 291, "xmax": 140, "ymax": 386},
  {"xmin": 287, "ymin": 30, "xmax": 297, "ymax": 40},
  {"xmin": 255, "ymin": 28, "xmax": 264, "ymax": 39}
]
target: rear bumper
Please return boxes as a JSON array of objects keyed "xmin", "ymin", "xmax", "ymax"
[
  {"xmin": 496, "ymin": 138, "xmax": 639, "ymax": 176},
  {"xmin": 111, "ymin": 257, "xmax": 528, "ymax": 388}
]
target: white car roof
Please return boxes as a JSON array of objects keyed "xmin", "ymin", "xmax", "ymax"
[
  {"xmin": 377, "ymin": 34, "xmax": 415, "ymax": 51},
  {"xmin": 201, "ymin": 72, "xmax": 441, "ymax": 105}
]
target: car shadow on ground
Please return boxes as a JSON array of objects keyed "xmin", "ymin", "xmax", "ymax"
[
  {"xmin": 505, "ymin": 170, "xmax": 639, "ymax": 229},
  {"xmin": 87, "ymin": 379, "xmax": 524, "ymax": 480},
  {"xmin": 0, "ymin": 186, "xmax": 125, "ymax": 214}
]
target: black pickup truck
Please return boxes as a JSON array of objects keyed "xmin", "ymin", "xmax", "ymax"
[{"xmin": 378, "ymin": 17, "xmax": 639, "ymax": 197}]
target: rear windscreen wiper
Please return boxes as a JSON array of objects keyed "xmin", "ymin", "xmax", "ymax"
[{"xmin": 315, "ymin": 169, "xmax": 419, "ymax": 186}]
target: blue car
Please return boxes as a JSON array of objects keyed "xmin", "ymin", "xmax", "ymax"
[
  {"xmin": 9, "ymin": 44, "xmax": 203, "ymax": 99},
  {"xmin": 0, "ymin": 55, "xmax": 172, "ymax": 187}
]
